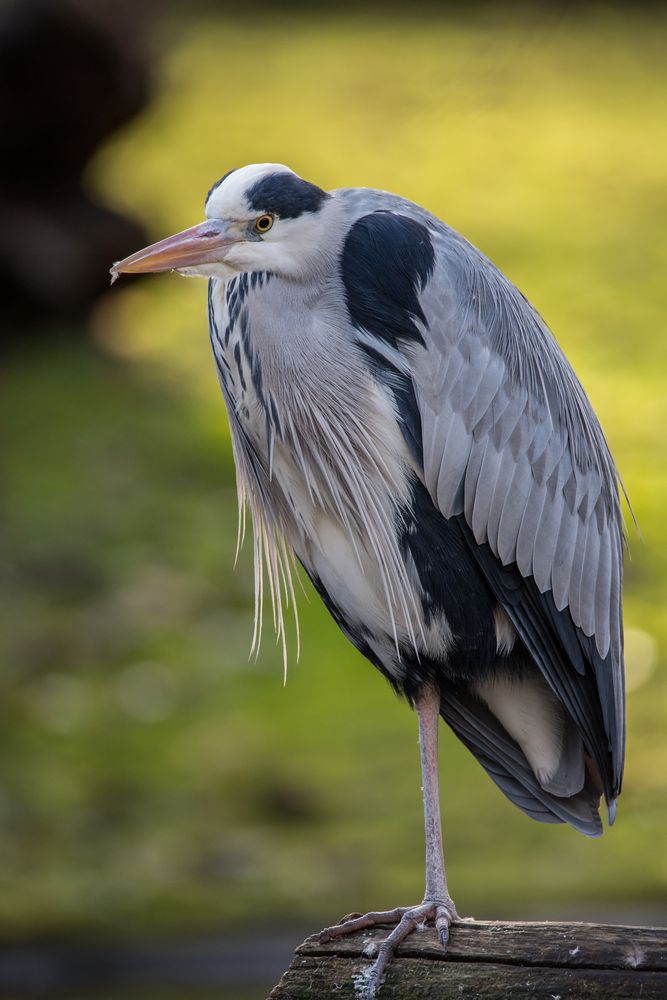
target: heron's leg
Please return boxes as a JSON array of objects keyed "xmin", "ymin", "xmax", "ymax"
[
  {"xmin": 319, "ymin": 685, "xmax": 458, "ymax": 996},
  {"xmin": 417, "ymin": 682, "xmax": 458, "ymax": 928}
]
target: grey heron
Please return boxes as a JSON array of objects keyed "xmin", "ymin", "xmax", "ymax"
[{"xmin": 111, "ymin": 163, "xmax": 626, "ymax": 996}]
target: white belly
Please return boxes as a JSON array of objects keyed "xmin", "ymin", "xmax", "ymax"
[{"xmin": 306, "ymin": 511, "xmax": 401, "ymax": 636}]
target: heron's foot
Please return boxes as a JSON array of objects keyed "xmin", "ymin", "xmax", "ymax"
[{"xmin": 319, "ymin": 897, "xmax": 459, "ymax": 997}]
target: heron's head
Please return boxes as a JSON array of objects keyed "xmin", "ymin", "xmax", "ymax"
[{"xmin": 111, "ymin": 164, "xmax": 338, "ymax": 283}]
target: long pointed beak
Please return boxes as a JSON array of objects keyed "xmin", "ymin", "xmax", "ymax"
[{"xmin": 110, "ymin": 220, "xmax": 236, "ymax": 283}]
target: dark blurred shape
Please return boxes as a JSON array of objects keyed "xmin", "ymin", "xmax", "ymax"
[
  {"xmin": 0, "ymin": 933, "xmax": 303, "ymax": 996},
  {"xmin": 0, "ymin": 0, "xmax": 151, "ymax": 347}
]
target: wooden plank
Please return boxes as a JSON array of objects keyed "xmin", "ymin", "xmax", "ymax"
[
  {"xmin": 300, "ymin": 920, "xmax": 667, "ymax": 971},
  {"xmin": 269, "ymin": 920, "xmax": 667, "ymax": 999},
  {"xmin": 270, "ymin": 955, "xmax": 667, "ymax": 999}
]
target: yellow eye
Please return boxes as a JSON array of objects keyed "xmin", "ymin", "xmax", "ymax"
[{"xmin": 255, "ymin": 214, "xmax": 273, "ymax": 234}]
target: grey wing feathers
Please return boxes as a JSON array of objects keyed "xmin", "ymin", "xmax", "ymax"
[
  {"xmin": 335, "ymin": 186, "xmax": 625, "ymax": 805},
  {"xmin": 416, "ymin": 239, "xmax": 623, "ymax": 653},
  {"xmin": 335, "ymin": 189, "xmax": 623, "ymax": 653},
  {"xmin": 416, "ymin": 224, "xmax": 626, "ymax": 797}
]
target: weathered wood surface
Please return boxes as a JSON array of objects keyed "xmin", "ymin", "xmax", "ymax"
[{"xmin": 269, "ymin": 919, "xmax": 667, "ymax": 998}]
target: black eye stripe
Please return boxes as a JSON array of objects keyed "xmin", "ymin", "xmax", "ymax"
[{"xmin": 247, "ymin": 172, "xmax": 329, "ymax": 219}]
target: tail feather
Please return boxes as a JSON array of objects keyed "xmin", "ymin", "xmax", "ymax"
[{"xmin": 441, "ymin": 685, "xmax": 603, "ymax": 837}]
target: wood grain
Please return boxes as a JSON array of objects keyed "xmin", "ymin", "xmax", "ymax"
[{"xmin": 269, "ymin": 919, "xmax": 667, "ymax": 999}]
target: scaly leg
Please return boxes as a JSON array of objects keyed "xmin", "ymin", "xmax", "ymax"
[{"xmin": 319, "ymin": 685, "xmax": 458, "ymax": 996}]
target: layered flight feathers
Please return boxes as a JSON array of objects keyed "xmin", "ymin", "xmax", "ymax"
[{"xmin": 337, "ymin": 186, "xmax": 626, "ymax": 817}]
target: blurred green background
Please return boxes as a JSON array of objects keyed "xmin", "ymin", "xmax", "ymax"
[{"xmin": 2, "ymin": 2, "xmax": 666, "ymax": 996}]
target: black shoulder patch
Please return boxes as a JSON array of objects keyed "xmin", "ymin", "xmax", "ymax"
[
  {"xmin": 399, "ymin": 477, "xmax": 498, "ymax": 681},
  {"xmin": 341, "ymin": 211, "xmax": 435, "ymax": 349},
  {"xmin": 246, "ymin": 172, "xmax": 329, "ymax": 218},
  {"xmin": 205, "ymin": 168, "xmax": 237, "ymax": 206}
]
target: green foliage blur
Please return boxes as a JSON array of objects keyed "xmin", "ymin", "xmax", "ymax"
[{"xmin": 2, "ymin": 5, "xmax": 666, "ymax": 942}]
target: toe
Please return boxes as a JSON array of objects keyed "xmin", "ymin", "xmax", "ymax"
[
  {"xmin": 435, "ymin": 914, "xmax": 450, "ymax": 948},
  {"xmin": 435, "ymin": 901, "xmax": 456, "ymax": 949},
  {"xmin": 319, "ymin": 906, "xmax": 407, "ymax": 942},
  {"xmin": 365, "ymin": 911, "xmax": 418, "ymax": 994}
]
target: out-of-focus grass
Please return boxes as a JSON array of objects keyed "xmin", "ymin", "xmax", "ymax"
[{"xmin": 2, "ymin": 6, "xmax": 666, "ymax": 939}]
